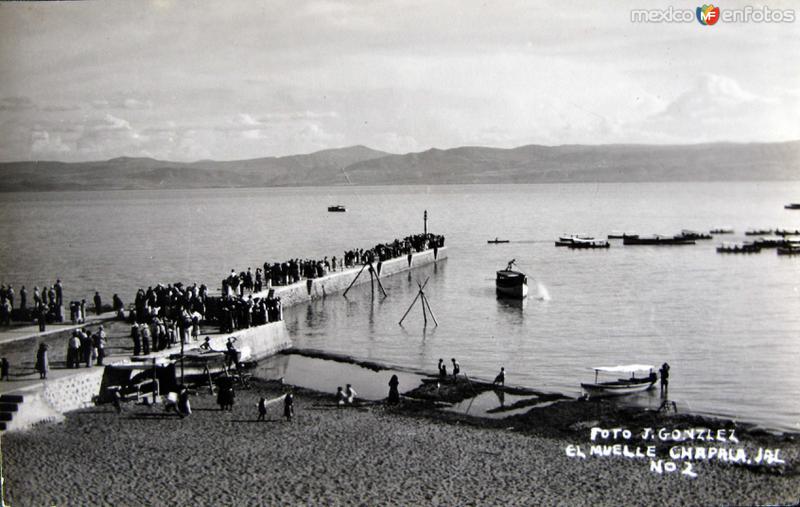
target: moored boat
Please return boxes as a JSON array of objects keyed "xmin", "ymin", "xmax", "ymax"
[
  {"xmin": 784, "ymin": 203, "xmax": 800, "ymax": 210},
  {"xmin": 709, "ymin": 227, "xmax": 734, "ymax": 235},
  {"xmin": 745, "ymin": 228, "xmax": 773, "ymax": 236},
  {"xmin": 678, "ymin": 229, "xmax": 712, "ymax": 240},
  {"xmin": 555, "ymin": 234, "xmax": 593, "ymax": 247},
  {"xmin": 568, "ymin": 238, "xmax": 610, "ymax": 249},
  {"xmin": 753, "ymin": 236, "xmax": 789, "ymax": 249},
  {"xmin": 580, "ymin": 364, "xmax": 657, "ymax": 398},
  {"xmin": 774, "ymin": 228, "xmax": 800, "ymax": 236},
  {"xmin": 607, "ymin": 231, "xmax": 637, "ymax": 239},
  {"xmin": 716, "ymin": 242, "xmax": 761, "ymax": 254},
  {"xmin": 487, "ymin": 237, "xmax": 510, "ymax": 244},
  {"xmin": 622, "ymin": 235, "xmax": 695, "ymax": 245},
  {"xmin": 496, "ymin": 260, "xmax": 528, "ymax": 299},
  {"xmin": 327, "ymin": 205, "xmax": 347, "ymax": 212}
]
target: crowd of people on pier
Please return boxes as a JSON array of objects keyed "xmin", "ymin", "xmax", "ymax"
[
  {"xmin": 222, "ymin": 233, "xmax": 446, "ymax": 295},
  {"xmin": 0, "ymin": 280, "xmax": 65, "ymax": 327},
  {"xmin": 127, "ymin": 283, "xmax": 208, "ymax": 355},
  {"xmin": 64, "ymin": 325, "xmax": 108, "ymax": 369}
]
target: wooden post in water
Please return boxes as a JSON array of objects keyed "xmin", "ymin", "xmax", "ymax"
[
  {"xmin": 424, "ymin": 210, "xmax": 428, "ymax": 235},
  {"xmin": 342, "ymin": 263, "xmax": 368, "ymax": 298}
]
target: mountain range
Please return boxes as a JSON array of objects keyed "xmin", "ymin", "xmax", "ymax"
[{"xmin": 0, "ymin": 141, "xmax": 798, "ymax": 192}]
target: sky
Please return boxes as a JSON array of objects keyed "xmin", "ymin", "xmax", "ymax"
[{"xmin": 0, "ymin": 0, "xmax": 798, "ymax": 162}]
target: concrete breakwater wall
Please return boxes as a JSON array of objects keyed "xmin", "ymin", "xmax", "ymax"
[
  {"xmin": 5, "ymin": 247, "xmax": 446, "ymax": 431},
  {"xmin": 259, "ymin": 246, "xmax": 447, "ymax": 307}
]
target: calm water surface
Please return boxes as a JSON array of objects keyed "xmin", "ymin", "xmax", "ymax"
[{"xmin": 1, "ymin": 183, "xmax": 798, "ymax": 430}]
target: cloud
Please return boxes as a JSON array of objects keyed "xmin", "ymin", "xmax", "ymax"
[
  {"xmin": 31, "ymin": 130, "xmax": 71, "ymax": 156},
  {"xmin": 655, "ymin": 74, "xmax": 768, "ymax": 121}
]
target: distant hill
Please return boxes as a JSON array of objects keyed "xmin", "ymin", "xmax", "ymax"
[{"xmin": 0, "ymin": 141, "xmax": 797, "ymax": 191}]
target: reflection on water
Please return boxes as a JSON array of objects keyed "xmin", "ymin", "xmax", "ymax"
[{"xmin": 253, "ymin": 354, "xmax": 426, "ymax": 401}]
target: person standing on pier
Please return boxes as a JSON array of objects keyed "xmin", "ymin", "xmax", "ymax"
[
  {"xmin": 94, "ymin": 292, "xmax": 102, "ymax": 315},
  {"xmin": 6, "ymin": 285, "xmax": 14, "ymax": 309},
  {"xmin": 94, "ymin": 326, "xmax": 107, "ymax": 366},
  {"xmin": 438, "ymin": 359, "xmax": 447, "ymax": 379},
  {"xmin": 0, "ymin": 299, "xmax": 10, "ymax": 326},
  {"xmin": 131, "ymin": 323, "xmax": 141, "ymax": 356},
  {"xmin": 79, "ymin": 299, "xmax": 86, "ymax": 324},
  {"xmin": 67, "ymin": 332, "xmax": 80, "ymax": 368},
  {"xmin": 35, "ymin": 343, "xmax": 49, "ymax": 379},
  {"xmin": 113, "ymin": 294, "xmax": 124, "ymax": 318},
  {"xmin": 141, "ymin": 323, "xmax": 151, "ymax": 355},
  {"xmin": 37, "ymin": 304, "xmax": 47, "ymax": 332},
  {"xmin": 54, "ymin": 279, "xmax": 63, "ymax": 306},
  {"xmin": 0, "ymin": 357, "xmax": 9, "ymax": 381},
  {"xmin": 19, "ymin": 286, "xmax": 27, "ymax": 312},
  {"xmin": 80, "ymin": 328, "xmax": 93, "ymax": 368},
  {"xmin": 33, "ymin": 286, "xmax": 41, "ymax": 307}
]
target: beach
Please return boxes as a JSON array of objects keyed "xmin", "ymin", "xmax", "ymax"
[{"xmin": 3, "ymin": 379, "xmax": 798, "ymax": 506}]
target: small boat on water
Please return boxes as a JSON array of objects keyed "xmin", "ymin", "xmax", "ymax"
[
  {"xmin": 716, "ymin": 242, "xmax": 761, "ymax": 254},
  {"xmin": 607, "ymin": 231, "xmax": 637, "ymax": 239},
  {"xmin": 678, "ymin": 229, "xmax": 712, "ymax": 240},
  {"xmin": 327, "ymin": 205, "xmax": 347, "ymax": 212},
  {"xmin": 487, "ymin": 238, "xmax": 510, "ymax": 244},
  {"xmin": 745, "ymin": 228, "xmax": 773, "ymax": 236},
  {"xmin": 777, "ymin": 240, "xmax": 800, "ymax": 256},
  {"xmin": 774, "ymin": 228, "xmax": 800, "ymax": 236},
  {"xmin": 568, "ymin": 238, "xmax": 610, "ymax": 249},
  {"xmin": 753, "ymin": 236, "xmax": 789, "ymax": 249},
  {"xmin": 784, "ymin": 203, "xmax": 800, "ymax": 210},
  {"xmin": 555, "ymin": 234, "xmax": 593, "ymax": 247},
  {"xmin": 709, "ymin": 227, "xmax": 734, "ymax": 235},
  {"xmin": 581, "ymin": 364, "xmax": 658, "ymax": 398},
  {"xmin": 623, "ymin": 235, "xmax": 695, "ymax": 246},
  {"xmin": 496, "ymin": 260, "xmax": 528, "ymax": 299}
]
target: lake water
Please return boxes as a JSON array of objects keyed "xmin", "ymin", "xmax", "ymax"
[{"xmin": 1, "ymin": 182, "xmax": 799, "ymax": 431}]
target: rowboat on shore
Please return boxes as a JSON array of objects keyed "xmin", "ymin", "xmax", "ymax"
[
  {"xmin": 487, "ymin": 238, "xmax": 510, "ymax": 244},
  {"xmin": 496, "ymin": 260, "xmax": 528, "ymax": 299},
  {"xmin": 580, "ymin": 364, "xmax": 657, "ymax": 398}
]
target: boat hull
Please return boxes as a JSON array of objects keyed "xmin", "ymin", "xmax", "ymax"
[
  {"xmin": 580, "ymin": 379, "xmax": 657, "ymax": 397},
  {"xmin": 496, "ymin": 283, "xmax": 528, "ymax": 299},
  {"xmin": 496, "ymin": 269, "xmax": 528, "ymax": 299}
]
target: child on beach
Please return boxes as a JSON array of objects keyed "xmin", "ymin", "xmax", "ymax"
[
  {"xmin": 257, "ymin": 397, "xmax": 267, "ymax": 421},
  {"xmin": 335, "ymin": 386, "xmax": 346, "ymax": 406},
  {"xmin": 283, "ymin": 393, "xmax": 294, "ymax": 421},
  {"xmin": 345, "ymin": 384, "xmax": 357, "ymax": 405}
]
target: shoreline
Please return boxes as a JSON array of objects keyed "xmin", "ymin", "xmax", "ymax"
[
  {"xmin": 280, "ymin": 347, "xmax": 800, "ymax": 439},
  {"xmin": 3, "ymin": 377, "xmax": 798, "ymax": 506}
]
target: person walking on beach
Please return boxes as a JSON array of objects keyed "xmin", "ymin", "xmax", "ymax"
[
  {"xmin": 335, "ymin": 386, "xmax": 346, "ymax": 406},
  {"xmin": 388, "ymin": 375, "xmax": 400, "ymax": 404},
  {"xmin": 438, "ymin": 358, "xmax": 447, "ymax": 379},
  {"xmin": 493, "ymin": 367, "xmax": 505, "ymax": 386},
  {"xmin": 94, "ymin": 291, "xmax": 102, "ymax": 315},
  {"xmin": 177, "ymin": 385, "xmax": 191, "ymax": 418},
  {"xmin": 283, "ymin": 392, "xmax": 294, "ymax": 421},
  {"xmin": 35, "ymin": 343, "xmax": 49, "ymax": 379},
  {"xmin": 451, "ymin": 358, "xmax": 461, "ymax": 379},
  {"xmin": 257, "ymin": 397, "xmax": 268, "ymax": 421},
  {"xmin": 660, "ymin": 362, "xmax": 670, "ymax": 397},
  {"xmin": 345, "ymin": 384, "xmax": 357, "ymax": 405}
]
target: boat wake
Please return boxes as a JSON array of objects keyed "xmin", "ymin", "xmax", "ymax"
[{"xmin": 536, "ymin": 282, "xmax": 551, "ymax": 301}]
